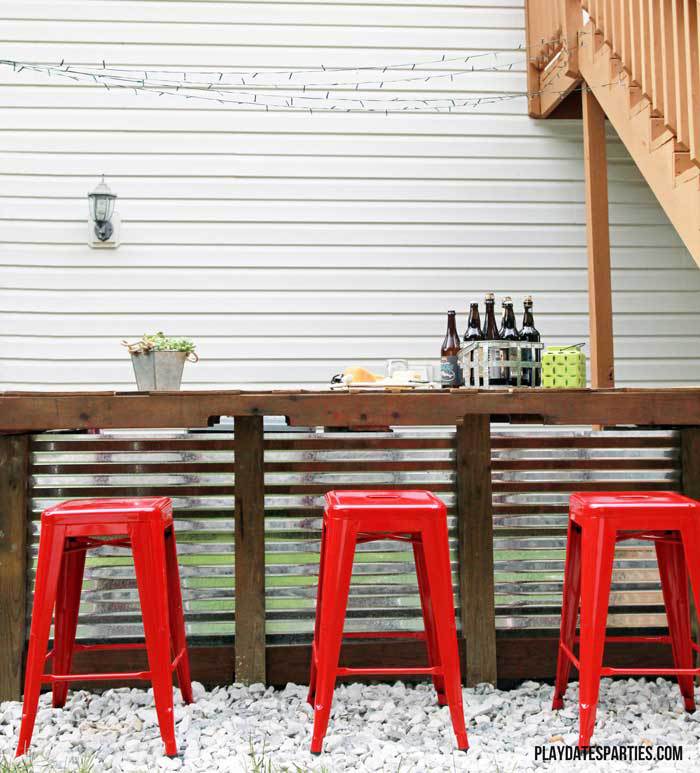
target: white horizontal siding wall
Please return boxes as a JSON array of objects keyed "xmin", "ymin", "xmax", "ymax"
[{"xmin": 0, "ymin": 0, "xmax": 698, "ymax": 390}]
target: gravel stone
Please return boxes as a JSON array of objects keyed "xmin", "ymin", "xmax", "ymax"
[{"xmin": 1, "ymin": 679, "xmax": 699, "ymax": 771}]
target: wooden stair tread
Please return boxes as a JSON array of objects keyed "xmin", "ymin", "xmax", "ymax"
[
  {"xmin": 649, "ymin": 119, "xmax": 676, "ymax": 150},
  {"xmin": 675, "ymin": 161, "xmax": 700, "ymax": 186}
]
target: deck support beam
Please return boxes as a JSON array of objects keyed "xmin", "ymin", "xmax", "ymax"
[{"xmin": 582, "ymin": 85, "xmax": 615, "ymax": 388}]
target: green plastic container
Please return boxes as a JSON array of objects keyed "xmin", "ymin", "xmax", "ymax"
[{"xmin": 541, "ymin": 345, "xmax": 586, "ymax": 388}]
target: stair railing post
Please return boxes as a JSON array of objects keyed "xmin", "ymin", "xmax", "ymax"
[{"xmin": 562, "ymin": 0, "xmax": 582, "ymax": 77}]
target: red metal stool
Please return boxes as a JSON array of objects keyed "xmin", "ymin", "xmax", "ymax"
[
  {"xmin": 16, "ymin": 497, "xmax": 193, "ymax": 758},
  {"xmin": 552, "ymin": 491, "xmax": 700, "ymax": 747},
  {"xmin": 307, "ymin": 490, "xmax": 468, "ymax": 755}
]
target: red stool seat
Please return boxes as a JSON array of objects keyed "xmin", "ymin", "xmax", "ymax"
[
  {"xmin": 16, "ymin": 497, "xmax": 193, "ymax": 758},
  {"xmin": 307, "ymin": 490, "xmax": 469, "ymax": 754},
  {"xmin": 552, "ymin": 491, "xmax": 700, "ymax": 747}
]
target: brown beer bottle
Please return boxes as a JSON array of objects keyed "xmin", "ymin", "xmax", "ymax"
[
  {"xmin": 500, "ymin": 296, "xmax": 519, "ymax": 340},
  {"xmin": 464, "ymin": 303, "xmax": 483, "ymax": 342},
  {"xmin": 463, "ymin": 302, "xmax": 483, "ymax": 386},
  {"xmin": 520, "ymin": 296, "xmax": 540, "ymax": 341},
  {"xmin": 519, "ymin": 295, "xmax": 541, "ymax": 387},
  {"xmin": 500, "ymin": 296, "xmax": 519, "ymax": 386},
  {"xmin": 481, "ymin": 293, "xmax": 506, "ymax": 386},
  {"xmin": 481, "ymin": 292, "xmax": 500, "ymax": 340},
  {"xmin": 440, "ymin": 310, "xmax": 463, "ymax": 388}
]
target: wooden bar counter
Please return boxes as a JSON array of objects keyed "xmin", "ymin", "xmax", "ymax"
[
  {"xmin": 1, "ymin": 388, "xmax": 699, "ymax": 700},
  {"xmin": 1, "ymin": 387, "xmax": 700, "ymax": 431}
]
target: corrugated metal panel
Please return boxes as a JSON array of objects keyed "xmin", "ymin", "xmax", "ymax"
[
  {"xmin": 27, "ymin": 426, "xmax": 680, "ymax": 643},
  {"xmin": 1, "ymin": 1, "xmax": 700, "ymax": 390}
]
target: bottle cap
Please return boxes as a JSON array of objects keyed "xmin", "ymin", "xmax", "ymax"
[
  {"xmin": 502, "ymin": 295, "xmax": 512, "ymax": 304},
  {"xmin": 448, "ymin": 309, "xmax": 456, "ymax": 314},
  {"xmin": 485, "ymin": 292, "xmax": 495, "ymax": 300},
  {"xmin": 524, "ymin": 295, "xmax": 533, "ymax": 303}
]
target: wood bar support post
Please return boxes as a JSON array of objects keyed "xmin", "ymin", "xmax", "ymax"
[
  {"xmin": 582, "ymin": 85, "xmax": 615, "ymax": 388},
  {"xmin": 234, "ymin": 415, "xmax": 266, "ymax": 685},
  {"xmin": 455, "ymin": 415, "xmax": 497, "ymax": 686},
  {"xmin": 681, "ymin": 428, "xmax": 700, "ymax": 500},
  {"xmin": 0, "ymin": 434, "xmax": 30, "ymax": 700}
]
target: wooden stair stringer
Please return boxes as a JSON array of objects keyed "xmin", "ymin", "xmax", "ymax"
[{"xmin": 579, "ymin": 25, "xmax": 700, "ymax": 268}]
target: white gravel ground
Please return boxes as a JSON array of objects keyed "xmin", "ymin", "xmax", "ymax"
[{"xmin": 1, "ymin": 678, "xmax": 699, "ymax": 772}]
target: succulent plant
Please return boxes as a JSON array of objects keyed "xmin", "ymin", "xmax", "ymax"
[{"xmin": 122, "ymin": 332, "xmax": 198, "ymax": 359}]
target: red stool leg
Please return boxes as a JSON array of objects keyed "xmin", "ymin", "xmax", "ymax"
[
  {"xmin": 553, "ymin": 520, "xmax": 583, "ymax": 709},
  {"xmin": 419, "ymin": 520, "xmax": 469, "ymax": 752},
  {"xmin": 16, "ymin": 523, "xmax": 67, "ymax": 757},
  {"xmin": 307, "ymin": 643, "xmax": 318, "ymax": 709},
  {"xmin": 52, "ymin": 539, "xmax": 87, "ymax": 708},
  {"xmin": 680, "ymin": 522, "xmax": 700, "ymax": 699},
  {"xmin": 131, "ymin": 520, "xmax": 178, "ymax": 757},
  {"xmin": 655, "ymin": 535, "xmax": 696, "ymax": 712},
  {"xmin": 310, "ymin": 518, "xmax": 357, "ymax": 755},
  {"xmin": 413, "ymin": 539, "xmax": 446, "ymax": 705},
  {"xmin": 308, "ymin": 522, "xmax": 329, "ymax": 707},
  {"xmin": 577, "ymin": 519, "xmax": 616, "ymax": 748},
  {"xmin": 164, "ymin": 526, "xmax": 193, "ymax": 705}
]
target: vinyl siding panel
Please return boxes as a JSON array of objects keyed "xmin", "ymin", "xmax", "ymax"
[{"xmin": 1, "ymin": 0, "xmax": 699, "ymax": 390}]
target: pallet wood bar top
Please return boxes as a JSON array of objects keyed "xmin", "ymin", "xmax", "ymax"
[{"xmin": 1, "ymin": 388, "xmax": 700, "ymax": 431}]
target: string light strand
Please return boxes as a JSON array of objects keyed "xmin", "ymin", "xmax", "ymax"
[
  {"xmin": 1, "ymin": 31, "xmax": 588, "ymax": 82},
  {"xmin": 0, "ymin": 33, "xmax": 623, "ymax": 115}
]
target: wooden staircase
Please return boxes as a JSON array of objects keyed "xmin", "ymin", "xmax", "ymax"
[{"xmin": 525, "ymin": 0, "xmax": 700, "ymax": 265}]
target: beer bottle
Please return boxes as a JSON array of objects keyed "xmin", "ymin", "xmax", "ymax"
[
  {"xmin": 520, "ymin": 296, "xmax": 539, "ymax": 339},
  {"xmin": 464, "ymin": 303, "xmax": 483, "ymax": 342},
  {"xmin": 519, "ymin": 295, "xmax": 541, "ymax": 387},
  {"xmin": 440, "ymin": 310, "xmax": 463, "ymax": 388},
  {"xmin": 463, "ymin": 302, "xmax": 483, "ymax": 386},
  {"xmin": 500, "ymin": 296, "xmax": 519, "ymax": 340},
  {"xmin": 481, "ymin": 293, "xmax": 501, "ymax": 340},
  {"xmin": 481, "ymin": 293, "xmax": 506, "ymax": 386},
  {"xmin": 500, "ymin": 296, "xmax": 519, "ymax": 386}
]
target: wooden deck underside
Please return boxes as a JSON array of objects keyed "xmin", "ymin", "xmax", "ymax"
[{"xmin": 526, "ymin": 3, "xmax": 700, "ymax": 267}]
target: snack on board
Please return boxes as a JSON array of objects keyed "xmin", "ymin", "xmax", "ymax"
[
  {"xmin": 343, "ymin": 366, "xmax": 384, "ymax": 384},
  {"xmin": 331, "ymin": 366, "xmax": 429, "ymax": 388}
]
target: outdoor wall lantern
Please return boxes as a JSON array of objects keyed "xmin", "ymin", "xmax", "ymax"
[{"xmin": 87, "ymin": 175, "xmax": 120, "ymax": 248}]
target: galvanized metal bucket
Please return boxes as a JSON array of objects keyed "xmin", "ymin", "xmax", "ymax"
[{"xmin": 130, "ymin": 350, "xmax": 188, "ymax": 391}]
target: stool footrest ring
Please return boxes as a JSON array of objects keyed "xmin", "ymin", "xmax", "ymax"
[
  {"xmin": 74, "ymin": 642, "xmax": 148, "ymax": 652},
  {"xmin": 342, "ymin": 631, "xmax": 427, "ymax": 640},
  {"xmin": 45, "ymin": 642, "xmax": 147, "ymax": 661},
  {"xmin": 575, "ymin": 634, "xmax": 675, "ymax": 645},
  {"xmin": 40, "ymin": 646, "xmax": 187, "ymax": 682},
  {"xmin": 600, "ymin": 666, "xmax": 700, "ymax": 677},
  {"xmin": 560, "ymin": 638, "xmax": 700, "ymax": 677},
  {"xmin": 41, "ymin": 670, "xmax": 152, "ymax": 683},
  {"xmin": 336, "ymin": 666, "xmax": 440, "ymax": 677}
]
